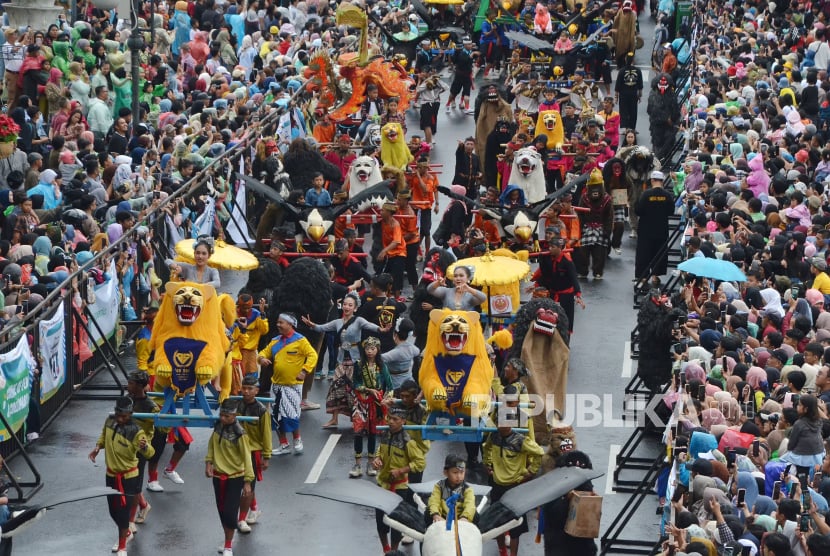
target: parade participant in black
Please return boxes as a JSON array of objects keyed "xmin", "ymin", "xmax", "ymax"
[
  {"xmin": 560, "ymin": 103, "xmax": 580, "ymax": 140},
  {"xmin": 634, "ymin": 171, "xmax": 675, "ymax": 281},
  {"xmin": 414, "ymin": 39, "xmax": 434, "ymax": 74},
  {"xmin": 89, "ymin": 397, "xmax": 154, "ymax": 556},
  {"xmin": 125, "ymin": 371, "xmax": 156, "ymax": 528},
  {"xmin": 446, "ymin": 37, "xmax": 477, "ymax": 114},
  {"xmin": 541, "ymin": 451, "xmax": 598, "ymax": 556},
  {"xmin": 484, "ymin": 118, "xmax": 514, "ymax": 190},
  {"xmin": 452, "ymin": 137, "xmax": 482, "ymax": 199},
  {"xmin": 205, "ymin": 399, "xmax": 254, "ymax": 556},
  {"xmin": 535, "ymin": 236, "xmax": 584, "ymax": 334},
  {"xmin": 234, "ymin": 374, "xmax": 272, "ymax": 532},
  {"xmin": 637, "ymin": 290, "xmax": 679, "ymax": 392},
  {"xmin": 646, "ymin": 74, "xmax": 680, "ymax": 163},
  {"xmin": 332, "ymin": 238, "xmax": 373, "ymax": 292},
  {"xmin": 575, "ymin": 169, "xmax": 613, "ymax": 280},
  {"xmin": 615, "ymin": 52, "xmax": 642, "ymax": 130},
  {"xmin": 602, "ymin": 158, "xmax": 632, "ymax": 254},
  {"xmin": 358, "ymin": 273, "xmax": 407, "ymax": 353}
]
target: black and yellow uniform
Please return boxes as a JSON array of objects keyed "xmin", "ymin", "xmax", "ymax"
[
  {"xmin": 205, "ymin": 421, "xmax": 255, "ymax": 531},
  {"xmin": 374, "ymin": 428, "xmax": 427, "ymax": 546},
  {"xmin": 234, "ymin": 398, "xmax": 273, "ymax": 489},
  {"xmin": 401, "ymin": 402, "xmax": 430, "ymax": 483},
  {"xmin": 129, "ymin": 394, "xmax": 159, "ymax": 483},
  {"xmin": 427, "ymin": 479, "xmax": 476, "ymax": 522},
  {"xmin": 483, "ymin": 429, "xmax": 544, "ymax": 537},
  {"xmin": 96, "ymin": 415, "xmax": 154, "ymax": 529}
]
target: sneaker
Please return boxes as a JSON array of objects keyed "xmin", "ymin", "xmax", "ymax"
[
  {"xmin": 112, "ymin": 531, "xmax": 133, "ymax": 552},
  {"xmin": 245, "ymin": 510, "xmax": 261, "ymax": 525},
  {"xmin": 349, "ymin": 464, "xmax": 363, "ymax": 478},
  {"xmin": 464, "ymin": 107, "xmax": 475, "ymax": 115},
  {"xmin": 237, "ymin": 520, "xmax": 251, "ymax": 534},
  {"xmin": 293, "ymin": 439, "xmax": 304, "ymax": 454},
  {"xmin": 314, "ymin": 372, "xmax": 323, "ymax": 380},
  {"xmin": 163, "ymin": 469, "xmax": 184, "ymax": 484},
  {"xmin": 629, "ymin": 230, "xmax": 637, "ymax": 238},
  {"xmin": 594, "ymin": 274, "xmax": 603, "ymax": 280},
  {"xmin": 146, "ymin": 480, "xmax": 164, "ymax": 492},
  {"xmin": 367, "ymin": 466, "xmax": 377, "ymax": 477},
  {"xmin": 135, "ymin": 503, "xmax": 151, "ymax": 524},
  {"xmin": 300, "ymin": 400, "xmax": 320, "ymax": 410},
  {"xmin": 223, "ymin": 549, "xmax": 234, "ymax": 556},
  {"xmin": 129, "ymin": 522, "xmax": 137, "ymax": 535},
  {"xmin": 116, "ymin": 551, "xmax": 127, "ymax": 556},
  {"xmin": 272, "ymin": 444, "xmax": 291, "ymax": 456},
  {"xmin": 614, "ymin": 247, "xmax": 622, "ymax": 255},
  {"xmin": 577, "ymin": 274, "xmax": 588, "ymax": 279},
  {"xmin": 26, "ymin": 432, "xmax": 39, "ymax": 442},
  {"xmin": 327, "ymin": 371, "xmax": 335, "ymax": 380}
]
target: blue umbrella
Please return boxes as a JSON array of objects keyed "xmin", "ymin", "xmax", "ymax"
[{"xmin": 677, "ymin": 257, "xmax": 747, "ymax": 282}]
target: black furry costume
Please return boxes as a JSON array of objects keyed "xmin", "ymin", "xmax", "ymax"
[
  {"xmin": 636, "ymin": 292, "xmax": 681, "ymax": 391},
  {"xmin": 274, "ymin": 257, "xmax": 332, "ymax": 348},
  {"xmin": 282, "ymin": 147, "xmax": 342, "ymax": 193},
  {"xmin": 646, "ymin": 73, "xmax": 680, "ymax": 164}
]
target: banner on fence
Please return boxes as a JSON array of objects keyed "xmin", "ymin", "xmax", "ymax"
[
  {"xmin": 87, "ymin": 262, "xmax": 120, "ymax": 347},
  {"xmin": 0, "ymin": 335, "xmax": 34, "ymax": 441},
  {"xmin": 39, "ymin": 303, "xmax": 66, "ymax": 404}
]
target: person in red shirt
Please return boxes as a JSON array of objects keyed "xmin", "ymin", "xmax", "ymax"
[
  {"xmin": 377, "ymin": 202, "xmax": 407, "ymax": 299},
  {"xmin": 396, "ymin": 190, "xmax": 420, "ymax": 294},
  {"xmin": 324, "ymin": 133, "xmax": 356, "ymax": 187}
]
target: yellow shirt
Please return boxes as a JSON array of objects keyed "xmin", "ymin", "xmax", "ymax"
[
  {"xmin": 96, "ymin": 416, "xmax": 155, "ymax": 478},
  {"xmin": 236, "ymin": 399, "xmax": 273, "ymax": 457},
  {"xmin": 237, "ymin": 311, "xmax": 269, "ymax": 351},
  {"xmin": 259, "ymin": 333, "xmax": 319, "ymax": 385},
  {"xmin": 136, "ymin": 326, "xmax": 153, "ymax": 372},
  {"xmin": 428, "ymin": 480, "xmax": 476, "ymax": 521},
  {"xmin": 205, "ymin": 422, "xmax": 255, "ymax": 482},
  {"xmin": 813, "ymin": 271, "xmax": 830, "ymax": 294},
  {"xmin": 375, "ymin": 429, "xmax": 427, "ymax": 491},
  {"xmin": 483, "ymin": 430, "xmax": 544, "ymax": 486}
]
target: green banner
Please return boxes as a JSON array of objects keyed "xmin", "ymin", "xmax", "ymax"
[
  {"xmin": 0, "ymin": 335, "xmax": 33, "ymax": 441},
  {"xmin": 675, "ymin": 1, "xmax": 692, "ymax": 34}
]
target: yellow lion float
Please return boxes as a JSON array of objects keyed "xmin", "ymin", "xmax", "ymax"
[
  {"xmin": 150, "ymin": 282, "xmax": 231, "ymax": 396},
  {"xmin": 534, "ymin": 110, "xmax": 565, "ymax": 150},
  {"xmin": 380, "ymin": 122, "xmax": 412, "ymax": 170},
  {"xmin": 418, "ymin": 309, "xmax": 492, "ymax": 416}
]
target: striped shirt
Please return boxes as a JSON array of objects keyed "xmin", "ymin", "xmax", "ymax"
[{"xmin": 1, "ymin": 42, "xmax": 24, "ymax": 72}]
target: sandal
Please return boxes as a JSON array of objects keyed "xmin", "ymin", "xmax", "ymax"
[{"xmin": 321, "ymin": 422, "xmax": 338, "ymax": 429}]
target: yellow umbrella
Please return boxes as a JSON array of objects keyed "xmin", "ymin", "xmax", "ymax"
[
  {"xmin": 174, "ymin": 239, "xmax": 259, "ymax": 271},
  {"xmin": 449, "ymin": 248, "xmax": 530, "ymax": 319}
]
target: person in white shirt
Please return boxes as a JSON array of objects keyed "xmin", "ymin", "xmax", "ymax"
[
  {"xmin": 87, "ymin": 86, "xmax": 114, "ymax": 141},
  {"xmin": 809, "ymin": 28, "xmax": 830, "ymax": 73},
  {"xmin": 2, "ymin": 27, "xmax": 25, "ymax": 110}
]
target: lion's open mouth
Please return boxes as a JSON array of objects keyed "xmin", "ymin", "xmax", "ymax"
[
  {"xmin": 519, "ymin": 162, "xmax": 533, "ymax": 175},
  {"xmin": 386, "ymin": 131, "xmax": 398, "ymax": 140},
  {"xmin": 357, "ymin": 169, "xmax": 370, "ymax": 181},
  {"xmin": 545, "ymin": 121, "xmax": 556, "ymax": 130},
  {"xmin": 441, "ymin": 331, "xmax": 467, "ymax": 352},
  {"xmin": 176, "ymin": 304, "xmax": 201, "ymax": 325}
]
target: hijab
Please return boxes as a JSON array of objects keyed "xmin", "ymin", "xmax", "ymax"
[{"xmin": 759, "ymin": 288, "xmax": 785, "ymax": 318}]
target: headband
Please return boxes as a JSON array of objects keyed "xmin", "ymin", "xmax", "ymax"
[
  {"xmin": 362, "ymin": 336, "xmax": 381, "ymax": 349},
  {"xmin": 279, "ymin": 313, "xmax": 297, "ymax": 327}
]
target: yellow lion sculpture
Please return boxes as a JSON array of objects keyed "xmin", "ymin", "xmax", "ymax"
[
  {"xmin": 150, "ymin": 282, "xmax": 231, "ymax": 395},
  {"xmin": 380, "ymin": 122, "xmax": 413, "ymax": 170},
  {"xmin": 418, "ymin": 309, "xmax": 492, "ymax": 416},
  {"xmin": 534, "ymin": 110, "xmax": 564, "ymax": 150}
]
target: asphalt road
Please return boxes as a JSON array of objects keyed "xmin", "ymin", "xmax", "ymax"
[{"xmin": 11, "ymin": 15, "xmax": 668, "ymax": 556}]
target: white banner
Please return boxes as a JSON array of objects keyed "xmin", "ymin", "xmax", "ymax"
[
  {"xmin": 87, "ymin": 261, "xmax": 120, "ymax": 347},
  {"xmin": 38, "ymin": 303, "xmax": 66, "ymax": 404},
  {"xmin": 192, "ymin": 191, "xmax": 216, "ymax": 239},
  {"xmin": 0, "ymin": 335, "xmax": 34, "ymax": 441},
  {"xmin": 227, "ymin": 157, "xmax": 255, "ymax": 246}
]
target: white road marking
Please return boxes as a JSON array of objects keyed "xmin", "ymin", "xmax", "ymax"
[
  {"xmin": 606, "ymin": 444, "xmax": 622, "ymax": 495},
  {"xmin": 621, "ymin": 341, "xmax": 632, "ymax": 378},
  {"xmin": 304, "ymin": 434, "xmax": 341, "ymax": 484}
]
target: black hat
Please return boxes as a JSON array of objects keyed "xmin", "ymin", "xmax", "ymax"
[
  {"xmin": 114, "ymin": 396, "xmax": 134, "ymax": 414},
  {"xmin": 127, "ymin": 370, "xmax": 149, "ymax": 385},
  {"xmin": 770, "ymin": 349, "xmax": 789, "ymax": 364},
  {"xmin": 444, "ymin": 454, "xmax": 466, "ymax": 470},
  {"xmin": 219, "ymin": 399, "xmax": 239, "ymax": 414},
  {"xmin": 241, "ymin": 374, "xmax": 259, "ymax": 387}
]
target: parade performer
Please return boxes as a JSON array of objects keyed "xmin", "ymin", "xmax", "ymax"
[
  {"xmin": 575, "ymin": 169, "xmax": 613, "ymax": 280},
  {"xmin": 615, "ymin": 52, "xmax": 643, "ymax": 130},
  {"xmin": 394, "ymin": 379, "xmax": 431, "ymax": 483},
  {"xmin": 234, "ymin": 374, "xmax": 272, "ymax": 533},
  {"xmin": 475, "ymin": 85, "xmax": 513, "ymax": 185},
  {"xmin": 205, "ymin": 399, "xmax": 254, "ymax": 556},
  {"xmin": 378, "ymin": 201, "xmax": 408, "ymax": 299},
  {"xmin": 602, "ymin": 158, "xmax": 632, "ymax": 254},
  {"xmin": 647, "ymin": 74, "xmax": 680, "ymax": 163},
  {"xmin": 125, "ymin": 371, "xmax": 157, "ymax": 529},
  {"xmin": 89, "ymin": 397, "xmax": 154, "ymax": 556},
  {"xmin": 484, "ymin": 118, "xmax": 515, "ymax": 190},
  {"xmin": 349, "ymin": 336, "xmax": 393, "ymax": 478},
  {"xmin": 258, "ymin": 313, "xmax": 318, "ymax": 455},
  {"xmin": 371, "ymin": 406, "xmax": 427, "ymax": 553},
  {"xmin": 446, "ymin": 37, "xmax": 478, "ymax": 114},
  {"xmin": 637, "ymin": 289, "xmax": 680, "ymax": 392},
  {"xmin": 533, "ymin": 239, "xmax": 584, "ymax": 335},
  {"xmin": 484, "ymin": 420, "xmax": 544, "ymax": 556},
  {"xmin": 428, "ymin": 455, "xmax": 476, "ymax": 524},
  {"xmin": 231, "ymin": 294, "xmax": 269, "ymax": 386},
  {"xmin": 611, "ymin": 0, "xmax": 638, "ymax": 67},
  {"xmin": 135, "ymin": 306, "xmax": 157, "ymax": 375}
]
